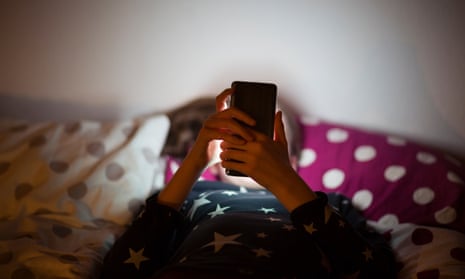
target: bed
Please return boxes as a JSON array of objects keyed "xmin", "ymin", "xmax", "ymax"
[{"xmin": 1, "ymin": 98, "xmax": 464, "ymax": 279}]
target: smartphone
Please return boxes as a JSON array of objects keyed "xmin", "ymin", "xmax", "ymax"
[{"xmin": 225, "ymin": 81, "xmax": 277, "ymax": 176}]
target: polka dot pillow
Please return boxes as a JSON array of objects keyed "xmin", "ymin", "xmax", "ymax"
[
  {"xmin": 371, "ymin": 221, "xmax": 465, "ymax": 278},
  {"xmin": 297, "ymin": 116, "xmax": 465, "ymax": 233},
  {"xmin": 0, "ymin": 115, "xmax": 170, "ymax": 278},
  {"xmin": 0, "ymin": 115, "xmax": 170, "ymax": 225}
]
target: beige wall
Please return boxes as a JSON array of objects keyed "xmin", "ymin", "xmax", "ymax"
[{"xmin": 1, "ymin": 1, "xmax": 464, "ymax": 158}]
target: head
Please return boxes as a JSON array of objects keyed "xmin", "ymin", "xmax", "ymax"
[{"xmin": 208, "ymin": 98, "xmax": 302, "ymax": 189}]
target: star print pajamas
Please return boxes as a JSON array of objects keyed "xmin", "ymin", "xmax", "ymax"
[{"xmin": 100, "ymin": 181, "xmax": 396, "ymax": 278}]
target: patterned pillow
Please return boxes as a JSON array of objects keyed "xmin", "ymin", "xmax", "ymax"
[
  {"xmin": 0, "ymin": 115, "xmax": 170, "ymax": 278},
  {"xmin": 0, "ymin": 115, "xmax": 170, "ymax": 225},
  {"xmin": 371, "ymin": 222, "xmax": 465, "ymax": 278},
  {"xmin": 296, "ymin": 116, "xmax": 465, "ymax": 233}
]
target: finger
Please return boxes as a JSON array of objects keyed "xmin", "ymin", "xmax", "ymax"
[
  {"xmin": 219, "ymin": 134, "xmax": 247, "ymax": 145},
  {"xmin": 216, "ymin": 88, "xmax": 233, "ymax": 111},
  {"xmin": 220, "ymin": 160, "xmax": 246, "ymax": 175},
  {"xmin": 274, "ymin": 111, "xmax": 288, "ymax": 146},
  {"xmin": 220, "ymin": 140, "xmax": 248, "ymax": 152},
  {"xmin": 202, "ymin": 128, "xmax": 247, "ymax": 145},
  {"xmin": 203, "ymin": 117, "xmax": 254, "ymax": 142},
  {"xmin": 218, "ymin": 108, "xmax": 256, "ymax": 127},
  {"xmin": 219, "ymin": 148, "xmax": 250, "ymax": 163},
  {"xmin": 218, "ymin": 146, "xmax": 252, "ymax": 175}
]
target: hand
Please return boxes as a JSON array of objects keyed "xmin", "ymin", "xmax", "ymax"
[
  {"xmin": 219, "ymin": 110, "xmax": 317, "ymax": 211},
  {"xmin": 189, "ymin": 89, "xmax": 256, "ymax": 168},
  {"xmin": 219, "ymin": 111, "xmax": 294, "ymax": 191},
  {"xmin": 158, "ymin": 89, "xmax": 259, "ymax": 210}
]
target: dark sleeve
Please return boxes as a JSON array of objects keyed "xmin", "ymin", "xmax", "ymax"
[
  {"xmin": 290, "ymin": 192, "xmax": 397, "ymax": 279},
  {"xmin": 100, "ymin": 193, "xmax": 184, "ymax": 279}
]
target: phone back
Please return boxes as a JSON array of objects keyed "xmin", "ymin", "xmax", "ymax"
[
  {"xmin": 226, "ymin": 81, "xmax": 277, "ymax": 177},
  {"xmin": 230, "ymin": 81, "xmax": 277, "ymax": 138}
]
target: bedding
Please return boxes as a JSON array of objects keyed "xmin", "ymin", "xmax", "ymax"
[
  {"xmin": 0, "ymin": 115, "xmax": 170, "ymax": 278},
  {"xmin": 1, "ymin": 97, "xmax": 465, "ymax": 279},
  {"xmin": 296, "ymin": 116, "xmax": 465, "ymax": 278}
]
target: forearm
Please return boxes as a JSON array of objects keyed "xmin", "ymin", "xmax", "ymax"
[
  {"xmin": 290, "ymin": 193, "xmax": 396, "ymax": 278},
  {"xmin": 265, "ymin": 167, "xmax": 318, "ymax": 212},
  {"xmin": 157, "ymin": 145, "xmax": 208, "ymax": 210},
  {"xmin": 100, "ymin": 196, "xmax": 184, "ymax": 279}
]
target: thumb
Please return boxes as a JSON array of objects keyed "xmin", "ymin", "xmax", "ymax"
[
  {"xmin": 274, "ymin": 111, "xmax": 288, "ymax": 146},
  {"xmin": 216, "ymin": 88, "xmax": 233, "ymax": 111}
]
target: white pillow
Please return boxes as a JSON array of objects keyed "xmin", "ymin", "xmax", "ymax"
[
  {"xmin": 369, "ymin": 221, "xmax": 465, "ymax": 279},
  {"xmin": 0, "ymin": 115, "xmax": 170, "ymax": 225}
]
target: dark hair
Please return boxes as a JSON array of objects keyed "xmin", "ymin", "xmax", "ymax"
[{"xmin": 161, "ymin": 97, "xmax": 216, "ymax": 158}]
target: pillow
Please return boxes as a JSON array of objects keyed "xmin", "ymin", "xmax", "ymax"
[
  {"xmin": 296, "ymin": 116, "xmax": 465, "ymax": 233},
  {"xmin": 0, "ymin": 115, "xmax": 170, "ymax": 278},
  {"xmin": 369, "ymin": 221, "xmax": 465, "ymax": 279},
  {"xmin": 164, "ymin": 156, "xmax": 220, "ymax": 184},
  {"xmin": 0, "ymin": 115, "xmax": 170, "ymax": 225}
]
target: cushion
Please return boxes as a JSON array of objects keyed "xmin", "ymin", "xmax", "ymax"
[
  {"xmin": 0, "ymin": 115, "xmax": 170, "ymax": 225},
  {"xmin": 370, "ymin": 221, "xmax": 465, "ymax": 278},
  {"xmin": 0, "ymin": 115, "xmax": 170, "ymax": 278},
  {"xmin": 296, "ymin": 116, "xmax": 465, "ymax": 233}
]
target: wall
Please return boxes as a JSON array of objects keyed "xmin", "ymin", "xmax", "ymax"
[{"xmin": 0, "ymin": 1, "xmax": 464, "ymax": 159}]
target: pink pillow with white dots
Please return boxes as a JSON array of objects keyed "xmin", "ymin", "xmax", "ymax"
[{"xmin": 297, "ymin": 116, "xmax": 465, "ymax": 233}]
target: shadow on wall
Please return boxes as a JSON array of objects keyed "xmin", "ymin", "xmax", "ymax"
[{"xmin": 0, "ymin": 92, "xmax": 157, "ymax": 122}]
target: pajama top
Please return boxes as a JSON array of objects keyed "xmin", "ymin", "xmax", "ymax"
[{"xmin": 100, "ymin": 181, "xmax": 396, "ymax": 279}]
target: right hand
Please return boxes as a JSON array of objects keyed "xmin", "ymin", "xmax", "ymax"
[
  {"xmin": 158, "ymin": 89, "xmax": 256, "ymax": 210},
  {"xmin": 189, "ymin": 89, "xmax": 257, "ymax": 168}
]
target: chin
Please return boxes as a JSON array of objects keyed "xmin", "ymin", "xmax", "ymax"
[{"xmin": 219, "ymin": 171, "xmax": 265, "ymax": 190}]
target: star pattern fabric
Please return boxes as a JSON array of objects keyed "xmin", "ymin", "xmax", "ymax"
[
  {"xmin": 304, "ymin": 223, "xmax": 318, "ymax": 234},
  {"xmin": 252, "ymin": 248, "xmax": 272, "ymax": 258},
  {"xmin": 124, "ymin": 248, "xmax": 149, "ymax": 270},
  {"xmin": 203, "ymin": 232, "xmax": 242, "ymax": 253},
  {"xmin": 363, "ymin": 248, "xmax": 373, "ymax": 262},
  {"xmin": 207, "ymin": 204, "xmax": 231, "ymax": 218},
  {"xmin": 100, "ymin": 181, "xmax": 396, "ymax": 279},
  {"xmin": 187, "ymin": 194, "xmax": 212, "ymax": 220},
  {"xmin": 258, "ymin": 207, "xmax": 277, "ymax": 214}
]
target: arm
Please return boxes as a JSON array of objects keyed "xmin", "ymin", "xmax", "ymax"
[
  {"xmin": 100, "ymin": 195, "xmax": 183, "ymax": 279},
  {"xmin": 219, "ymin": 111, "xmax": 396, "ymax": 278},
  {"xmin": 101, "ymin": 89, "xmax": 257, "ymax": 278},
  {"xmin": 157, "ymin": 89, "xmax": 256, "ymax": 210},
  {"xmin": 290, "ymin": 192, "xmax": 396, "ymax": 278},
  {"xmin": 219, "ymin": 110, "xmax": 318, "ymax": 212}
]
